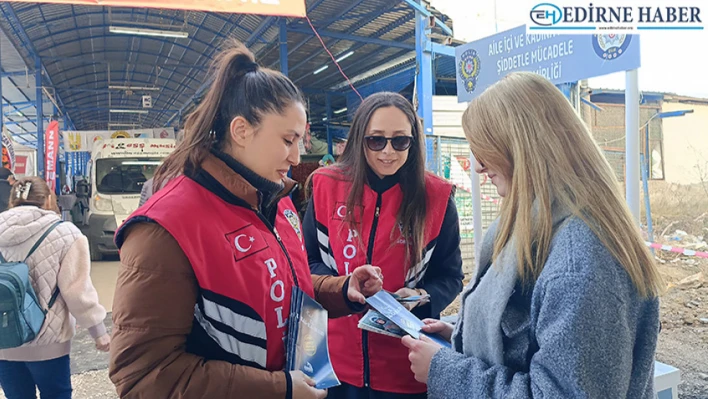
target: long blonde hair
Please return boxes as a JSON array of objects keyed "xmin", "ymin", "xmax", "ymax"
[{"xmin": 462, "ymin": 72, "xmax": 663, "ymax": 297}]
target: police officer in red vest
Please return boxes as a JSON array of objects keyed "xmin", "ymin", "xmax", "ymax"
[
  {"xmin": 109, "ymin": 40, "xmax": 383, "ymax": 399},
  {"xmin": 303, "ymin": 92, "xmax": 464, "ymax": 399}
]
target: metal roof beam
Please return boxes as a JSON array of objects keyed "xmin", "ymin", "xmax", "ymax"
[
  {"xmin": 21, "ymin": 7, "xmax": 255, "ymax": 46},
  {"xmin": 0, "ymin": 3, "xmax": 76, "ymax": 130},
  {"xmin": 291, "ymin": 30, "xmax": 415, "ymax": 69},
  {"xmin": 1, "ymin": 100, "xmax": 34, "ymax": 107},
  {"xmin": 1, "ymin": 70, "xmax": 32, "ymax": 78},
  {"xmin": 39, "ymin": 33, "xmax": 215, "ymax": 63},
  {"xmin": 285, "ymin": 2, "xmax": 403, "ymax": 75},
  {"xmin": 270, "ymin": 0, "xmax": 363, "ymax": 65},
  {"xmin": 55, "ymin": 93, "xmax": 178, "ymax": 112},
  {"xmin": 306, "ymin": 14, "xmax": 416, "ymax": 86},
  {"xmin": 346, "ymin": 64, "xmax": 416, "ymax": 93},
  {"xmin": 62, "ymin": 107, "xmax": 179, "ymax": 112},
  {"xmin": 165, "ymin": 0, "xmax": 330, "ymax": 127},
  {"xmin": 400, "ymin": 0, "xmax": 453, "ymax": 36},
  {"xmin": 3, "ymin": 120, "xmax": 48, "ymax": 126},
  {"xmin": 50, "ymin": 66, "xmax": 197, "ymax": 91},
  {"xmin": 43, "ymin": 55, "xmax": 210, "ymax": 70},
  {"xmin": 245, "ymin": 16, "xmax": 278, "ymax": 47},
  {"xmin": 1, "ymin": 75, "xmax": 38, "ymax": 129},
  {"xmin": 11, "ymin": 135, "xmax": 36, "ymax": 146},
  {"xmin": 56, "ymin": 84, "xmax": 180, "ymax": 95},
  {"xmin": 151, "ymin": 11, "xmax": 242, "ymax": 127},
  {"xmin": 325, "ymin": 46, "xmax": 414, "ymax": 90},
  {"xmin": 428, "ymin": 42, "xmax": 455, "ymax": 57},
  {"xmin": 315, "ymin": 8, "xmax": 387, "ymax": 26},
  {"xmin": 162, "ymin": 15, "xmax": 276, "ymax": 125},
  {"xmin": 10, "ymin": 131, "xmax": 36, "ymax": 137}
]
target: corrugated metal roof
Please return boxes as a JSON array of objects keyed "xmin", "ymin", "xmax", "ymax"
[{"xmin": 0, "ymin": 0, "xmax": 455, "ymax": 143}]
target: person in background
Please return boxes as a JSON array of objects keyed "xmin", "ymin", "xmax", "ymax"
[
  {"xmin": 0, "ymin": 167, "xmax": 14, "ymax": 212},
  {"xmin": 304, "ymin": 92, "xmax": 464, "ymax": 399},
  {"xmin": 48, "ymin": 191, "xmax": 61, "ymax": 214},
  {"xmin": 109, "ymin": 40, "xmax": 383, "ymax": 399},
  {"xmin": 138, "ymin": 177, "xmax": 153, "ymax": 207},
  {"xmin": 0, "ymin": 177, "xmax": 110, "ymax": 399},
  {"xmin": 403, "ymin": 72, "xmax": 663, "ymax": 399}
]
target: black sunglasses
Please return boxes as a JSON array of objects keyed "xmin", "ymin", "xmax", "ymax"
[{"xmin": 364, "ymin": 136, "xmax": 414, "ymax": 152}]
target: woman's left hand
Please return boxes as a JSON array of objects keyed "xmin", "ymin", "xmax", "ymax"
[
  {"xmin": 394, "ymin": 287, "xmax": 429, "ymax": 310},
  {"xmin": 401, "ymin": 335, "xmax": 443, "ymax": 383},
  {"xmin": 394, "ymin": 288, "xmax": 419, "ymax": 310}
]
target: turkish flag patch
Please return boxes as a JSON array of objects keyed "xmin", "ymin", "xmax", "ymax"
[
  {"xmin": 331, "ymin": 202, "xmax": 364, "ymax": 223},
  {"xmin": 225, "ymin": 224, "xmax": 269, "ymax": 261}
]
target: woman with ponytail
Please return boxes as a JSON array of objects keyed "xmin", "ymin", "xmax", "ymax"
[{"xmin": 109, "ymin": 40, "xmax": 382, "ymax": 399}]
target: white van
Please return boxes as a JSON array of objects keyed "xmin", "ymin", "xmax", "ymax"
[{"xmin": 87, "ymin": 138, "xmax": 175, "ymax": 260}]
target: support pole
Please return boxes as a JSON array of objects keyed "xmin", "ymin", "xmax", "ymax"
[
  {"xmin": 625, "ymin": 69, "xmax": 640, "ymax": 224},
  {"xmin": 415, "ymin": 0, "xmax": 434, "ymax": 169},
  {"xmin": 326, "ymin": 94, "xmax": 333, "ymax": 155},
  {"xmin": 36, "ymin": 56, "xmax": 44, "ymax": 178},
  {"xmin": 470, "ymin": 151, "xmax": 483, "ymax": 262},
  {"xmin": 641, "ymin": 154, "xmax": 654, "ymax": 253},
  {"xmin": 279, "ymin": 18, "xmax": 289, "ymax": 76}
]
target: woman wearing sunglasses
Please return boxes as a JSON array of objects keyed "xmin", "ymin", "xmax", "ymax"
[{"xmin": 302, "ymin": 92, "xmax": 464, "ymax": 399}]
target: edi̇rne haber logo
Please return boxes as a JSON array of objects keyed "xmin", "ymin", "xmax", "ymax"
[
  {"xmin": 529, "ymin": 3, "xmax": 703, "ymax": 32},
  {"xmin": 458, "ymin": 49, "xmax": 481, "ymax": 93}
]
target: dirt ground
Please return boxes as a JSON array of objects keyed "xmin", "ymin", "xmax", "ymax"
[
  {"xmin": 646, "ymin": 182, "xmax": 708, "ymax": 398},
  {"xmin": 443, "ymin": 181, "xmax": 708, "ymax": 398}
]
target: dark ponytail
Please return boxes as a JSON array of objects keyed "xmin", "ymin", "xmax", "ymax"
[{"xmin": 154, "ymin": 39, "xmax": 305, "ymax": 189}]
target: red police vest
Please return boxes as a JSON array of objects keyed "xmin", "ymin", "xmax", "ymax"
[
  {"xmin": 118, "ymin": 175, "xmax": 314, "ymax": 371},
  {"xmin": 311, "ymin": 170, "xmax": 452, "ymax": 393}
]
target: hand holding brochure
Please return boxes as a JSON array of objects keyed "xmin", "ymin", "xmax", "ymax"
[
  {"xmin": 286, "ymin": 287, "xmax": 340, "ymax": 389},
  {"xmin": 360, "ymin": 291, "xmax": 451, "ymax": 348}
]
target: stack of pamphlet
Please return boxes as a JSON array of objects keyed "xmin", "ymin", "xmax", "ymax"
[{"xmin": 286, "ymin": 287, "xmax": 341, "ymax": 389}]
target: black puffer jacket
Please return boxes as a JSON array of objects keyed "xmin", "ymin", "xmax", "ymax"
[{"xmin": 0, "ymin": 180, "xmax": 12, "ymax": 212}]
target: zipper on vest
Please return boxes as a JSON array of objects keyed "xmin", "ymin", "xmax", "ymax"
[
  {"xmin": 255, "ymin": 212, "xmax": 300, "ymax": 287},
  {"xmin": 362, "ymin": 193, "xmax": 382, "ymax": 388}
]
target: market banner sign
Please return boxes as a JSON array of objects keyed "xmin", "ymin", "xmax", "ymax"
[{"xmin": 62, "ymin": 128, "xmax": 176, "ymax": 152}]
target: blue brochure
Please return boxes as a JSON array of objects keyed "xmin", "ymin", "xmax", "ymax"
[
  {"xmin": 358, "ymin": 310, "xmax": 407, "ymax": 338},
  {"xmin": 286, "ymin": 287, "xmax": 341, "ymax": 389},
  {"xmin": 364, "ymin": 291, "xmax": 451, "ymax": 348}
]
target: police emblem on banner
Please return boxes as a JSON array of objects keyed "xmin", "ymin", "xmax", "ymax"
[
  {"xmin": 458, "ymin": 49, "xmax": 481, "ymax": 93},
  {"xmin": 592, "ymin": 34, "xmax": 631, "ymax": 60},
  {"xmin": 111, "ymin": 131, "xmax": 131, "ymax": 139},
  {"xmin": 283, "ymin": 209, "xmax": 303, "ymax": 241}
]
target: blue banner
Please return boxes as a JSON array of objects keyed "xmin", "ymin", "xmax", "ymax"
[{"xmin": 455, "ymin": 25, "xmax": 640, "ymax": 102}]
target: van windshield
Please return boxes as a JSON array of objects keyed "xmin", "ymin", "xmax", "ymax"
[{"xmin": 96, "ymin": 158, "xmax": 162, "ymax": 194}]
